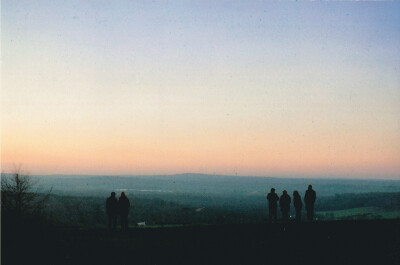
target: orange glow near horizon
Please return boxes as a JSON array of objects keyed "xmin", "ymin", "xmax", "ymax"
[{"xmin": 2, "ymin": 115, "xmax": 399, "ymax": 177}]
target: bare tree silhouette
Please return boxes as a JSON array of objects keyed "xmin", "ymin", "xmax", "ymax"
[{"xmin": 1, "ymin": 165, "xmax": 51, "ymax": 218}]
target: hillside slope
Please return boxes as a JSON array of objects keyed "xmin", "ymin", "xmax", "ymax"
[{"xmin": 3, "ymin": 220, "xmax": 400, "ymax": 265}]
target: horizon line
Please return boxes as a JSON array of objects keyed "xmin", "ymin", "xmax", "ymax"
[{"xmin": 2, "ymin": 172, "xmax": 399, "ymax": 181}]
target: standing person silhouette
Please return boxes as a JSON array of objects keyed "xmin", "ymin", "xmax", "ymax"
[
  {"xmin": 293, "ymin": 190, "xmax": 302, "ymax": 222},
  {"xmin": 304, "ymin": 185, "xmax": 316, "ymax": 222},
  {"xmin": 118, "ymin": 192, "xmax": 131, "ymax": 231},
  {"xmin": 279, "ymin": 190, "xmax": 291, "ymax": 223},
  {"xmin": 267, "ymin": 188, "xmax": 279, "ymax": 223},
  {"xmin": 106, "ymin": 192, "xmax": 118, "ymax": 230}
]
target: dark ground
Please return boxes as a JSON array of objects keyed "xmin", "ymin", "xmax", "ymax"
[{"xmin": 2, "ymin": 220, "xmax": 400, "ymax": 265}]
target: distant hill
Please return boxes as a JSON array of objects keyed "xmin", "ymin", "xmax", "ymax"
[{"xmin": 25, "ymin": 173, "xmax": 400, "ymax": 198}]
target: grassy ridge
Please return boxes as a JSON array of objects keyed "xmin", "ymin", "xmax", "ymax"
[{"xmin": 3, "ymin": 220, "xmax": 400, "ymax": 265}]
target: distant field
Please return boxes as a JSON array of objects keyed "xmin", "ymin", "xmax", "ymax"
[{"xmin": 317, "ymin": 207, "xmax": 400, "ymax": 220}]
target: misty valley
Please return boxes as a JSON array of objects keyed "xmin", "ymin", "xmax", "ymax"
[{"xmin": 15, "ymin": 174, "xmax": 400, "ymax": 226}]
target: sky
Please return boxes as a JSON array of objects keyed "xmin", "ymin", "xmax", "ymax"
[{"xmin": 2, "ymin": 1, "xmax": 400, "ymax": 178}]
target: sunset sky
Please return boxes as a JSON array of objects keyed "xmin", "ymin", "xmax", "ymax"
[{"xmin": 2, "ymin": 1, "xmax": 400, "ymax": 178}]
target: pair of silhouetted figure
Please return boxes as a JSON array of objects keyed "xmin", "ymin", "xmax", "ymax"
[
  {"xmin": 106, "ymin": 191, "xmax": 131, "ymax": 230},
  {"xmin": 266, "ymin": 185, "xmax": 316, "ymax": 223}
]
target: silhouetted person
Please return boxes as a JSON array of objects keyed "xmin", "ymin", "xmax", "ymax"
[
  {"xmin": 106, "ymin": 192, "xmax": 118, "ymax": 230},
  {"xmin": 279, "ymin": 190, "xmax": 291, "ymax": 223},
  {"xmin": 304, "ymin": 185, "xmax": 316, "ymax": 222},
  {"xmin": 266, "ymin": 188, "xmax": 279, "ymax": 223},
  {"xmin": 118, "ymin": 192, "xmax": 130, "ymax": 230},
  {"xmin": 293, "ymin": 190, "xmax": 302, "ymax": 222}
]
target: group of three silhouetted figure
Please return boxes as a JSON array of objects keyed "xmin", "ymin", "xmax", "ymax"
[
  {"xmin": 267, "ymin": 185, "xmax": 316, "ymax": 223},
  {"xmin": 106, "ymin": 192, "xmax": 131, "ymax": 230}
]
